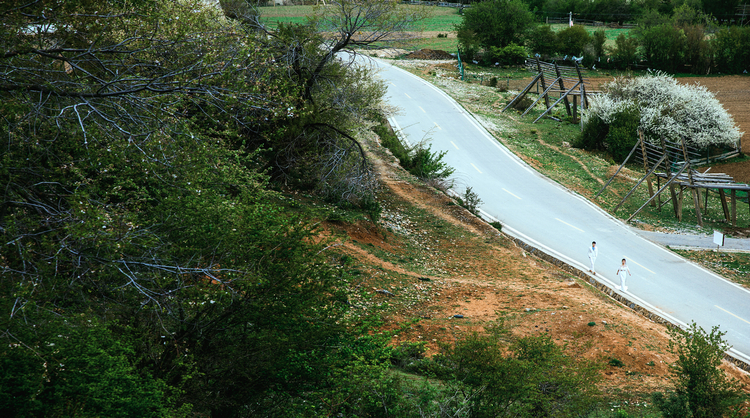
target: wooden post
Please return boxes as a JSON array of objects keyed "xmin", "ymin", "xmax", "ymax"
[
  {"xmin": 731, "ymin": 189, "xmax": 737, "ymax": 226},
  {"xmin": 661, "ymin": 136, "xmax": 680, "ymax": 218},
  {"xmin": 680, "ymin": 137, "xmax": 702, "ymax": 227},
  {"xmin": 719, "ymin": 189, "xmax": 731, "ymax": 223},
  {"xmin": 572, "ymin": 95, "xmax": 578, "ymax": 122},
  {"xmin": 656, "ymin": 176, "xmax": 662, "ymax": 210},
  {"xmin": 627, "ymin": 164, "xmax": 689, "ymax": 223},
  {"xmin": 639, "ymin": 130, "xmax": 655, "ymax": 205},
  {"xmin": 536, "ymin": 58, "xmax": 551, "ymax": 109},
  {"xmin": 554, "ymin": 61, "xmax": 572, "ymax": 116}
]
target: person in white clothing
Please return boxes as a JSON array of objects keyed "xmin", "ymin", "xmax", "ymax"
[
  {"xmin": 587, "ymin": 241, "xmax": 598, "ymax": 274},
  {"xmin": 616, "ymin": 258, "xmax": 631, "ymax": 291}
]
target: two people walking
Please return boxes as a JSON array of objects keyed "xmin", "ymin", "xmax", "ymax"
[{"xmin": 587, "ymin": 240, "xmax": 632, "ymax": 292}]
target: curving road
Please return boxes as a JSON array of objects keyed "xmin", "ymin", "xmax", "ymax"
[{"xmin": 369, "ymin": 58, "xmax": 750, "ymax": 364}]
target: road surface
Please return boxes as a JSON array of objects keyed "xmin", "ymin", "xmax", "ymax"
[{"xmin": 370, "ymin": 58, "xmax": 750, "ymax": 364}]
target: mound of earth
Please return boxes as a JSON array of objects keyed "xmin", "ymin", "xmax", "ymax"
[{"xmin": 402, "ymin": 49, "xmax": 455, "ymax": 60}]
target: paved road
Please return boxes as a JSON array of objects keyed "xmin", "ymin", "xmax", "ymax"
[{"xmin": 370, "ymin": 58, "xmax": 750, "ymax": 364}]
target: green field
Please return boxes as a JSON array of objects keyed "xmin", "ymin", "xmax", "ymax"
[{"xmin": 258, "ymin": 4, "xmax": 462, "ymax": 32}]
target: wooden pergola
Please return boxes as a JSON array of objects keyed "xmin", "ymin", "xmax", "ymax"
[{"xmin": 597, "ymin": 131, "xmax": 750, "ymax": 227}]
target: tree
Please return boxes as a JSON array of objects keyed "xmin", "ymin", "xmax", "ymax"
[
  {"xmin": 437, "ymin": 327, "xmax": 601, "ymax": 418},
  {"xmin": 556, "ymin": 25, "xmax": 591, "ymax": 56},
  {"xmin": 653, "ymin": 322, "xmax": 747, "ymax": 418},
  {"xmin": 609, "ymin": 32, "xmax": 640, "ymax": 69},
  {"xmin": 582, "ymin": 72, "xmax": 741, "ymax": 152},
  {"xmin": 234, "ymin": 0, "xmax": 426, "ymax": 204},
  {"xmin": 456, "ymin": 0, "xmax": 538, "ymax": 51},
  {"xmin": 639, "ymin": 23, "xmax": 687, "ymax": 72},
  {"xmin": 1, "ymin": 0, "xmax": 396, "ymax": 416}
]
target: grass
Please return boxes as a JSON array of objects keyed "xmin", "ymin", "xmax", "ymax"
[{"xmin": 258, "ymin": 4, "xmax": 462, "ymax": 32}]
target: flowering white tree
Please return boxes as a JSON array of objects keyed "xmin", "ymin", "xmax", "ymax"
[{"xmin": 583, "ymin": 72, "xmax": 742, "ymax": 149}]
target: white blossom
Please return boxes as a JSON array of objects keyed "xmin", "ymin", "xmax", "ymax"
[{"xmin": 584, "ymin": 72, "xmax": 742, "ymax": 149}]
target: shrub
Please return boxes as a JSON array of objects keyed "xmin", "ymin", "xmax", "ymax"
[
  {"xmin": 659, "ymin": 322, "xmax": 747, "ymax": 418},
  {"xmin": 486, "ymin": 43, "xmax": 528, "ymax": 66},
  {"xmin": 609, "ymin": 33, "xmax": 639, "ymax": 69},
  {"xmin": 489, "ymin": 76, "xmax": 498, "ymax": 87},
  {"xmin": 638, "ymin": 23, "xmax": 687, "ymax": 72},
  {"xmin": 408, "ymin": 144, "xmax": 455, "ymax": 180},
  {"xmin": 556, "ymin": 25, "xmax": 591, "ymax": 57},
  {"xmin": 461, "ymin": 186, "xmax": 483, "ymax": 215},
  {"xmin": 527, "ymin": 24, "xmax": 559, "ymax": 58},
  {"xmin": 712, "ymin": 26, "xmax": 750, "ymax": 74},
  {"xmin": 606, "ymin": 106, "xmax": 640, "ymax": 163},
  {"xmin": 455, "ymin": 0, "xmax": 537, "ymax": 50},
  {"xmin": 583, "ymin": 72, "xmax": 741, "ymax": 151}
]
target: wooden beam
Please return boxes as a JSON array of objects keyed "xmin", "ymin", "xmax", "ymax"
[
  {"xmin": 613, "ymin": 154, "xmax": 667, "ymax": 213},
  {"xmin": 639, "ymin": 130, "xmax": 655, "ymax": 206},
  {"xmin": 681, "ymin": 137, "xmax": 702, "ymax": 227},
  {"xmin": 533, "ymin": 81, "xmax": 582, "ymax": 123},
  {"xmin": 502, "ymin": 72, "xmax": 542, "ymax": 112},
  {"xmin": 627, "ymin": 164, "xmax": 689, "ymax": 223},
  {"xmin": 719, "ymin": 189, "xmax": 731, "ymax": 224},
  {"xmin": 522, "ymin": 76, "xmax": 564, "ymax": 116},
  {"xmin": 731, "ymin": 189, "xmax": 737, "ymax": 227},
  {"xmin": 595, "ymin": 138, "xmax": 643, "ymax": 198},
  {"xmin": 537, "ymin": 58, "xmax": 551, "ymax": 109},
  {"xmin": 554, "ymin": 62, "xmax": 572, "ymax": 117}
]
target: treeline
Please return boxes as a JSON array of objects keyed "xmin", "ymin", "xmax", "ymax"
[
  {"xmin": 458, "ymin": 1, "xmax": 750, "ymax": 74},
  {"xmin": 420, "ymin": 0, "xmax": 748, "ymax": 24}
]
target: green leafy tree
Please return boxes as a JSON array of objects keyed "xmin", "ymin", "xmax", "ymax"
[
  {"xmin": 609, "ymin": 33, "xmax": 640, "ymax": 69},
  {"xmin": 456, "ymin": 0, "xmax": 538, "ymax": 50},
  {"xmin": 638, "ymin": 23, "xmax": 687, "ymax": 72},
  {"xmin": 556, "ymin": 25, "xmax": 591, "ymax": 56},
  {"xmin": 438, "ymin": 327, "xmax": 601, "ymax": 418},
  {"xmin": 527, "ymin": 25, "xmax": 560, "ymax": 59},
  {"xmin": 0, "ymin": 0, "xmax": 398, "ymax": 416},
  {"xmin": 712, "ymin": 26, "xmax": 750, "ymax": 74},
  {"xmin": 653, "ymin": 322, "xmax": 747, "ymax": 418}
]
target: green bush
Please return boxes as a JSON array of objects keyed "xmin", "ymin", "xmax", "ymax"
[
  {"xmin": 556, "ymin": 25, "xmax": 591, "ymax": 57},
  {"xmin": 527, "ymin": 24, "xmax": 559, "ymax": 59},
  {"xmin": 609, "ymin": 33, "xmax": 640, "ymax": 69},
  {"xmin": 606, "ymin": 106, "xmax": 640, "ymax": 163},
  {"xmin": 661, "ymin": 322, "xmax": 746, "ymax": 418},
  {"xmin": 486, "ymin": 43, "xmax": 528, "ymax": 66},
  {"xmin": 455, "ymin": 0, "xmax": 537, "ymax": 50},
  {"xmin": 409, "ymin": 145, "xmax": 455, "ymax": 180},
  {"xmin": 638, "ymin": 23, "xmax": 687, "ymax": 72},
  {"xmin": 712, "ymin": 26, "xmax": 750, "ymax": 74},
  {"xmin": 574, "ymin": 114, "xmax": 609, "ymax": 151}
]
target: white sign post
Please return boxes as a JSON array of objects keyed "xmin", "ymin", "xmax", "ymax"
[{"xmin": 713, "ymin": 230, "xmax": 725, "ymax": 251}]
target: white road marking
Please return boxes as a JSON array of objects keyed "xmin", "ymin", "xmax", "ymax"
[
  {"xmin": 502, "ymin": 188, "xmax": 521, "ymax": 200},
  {"xmin": 404, "ymin": 93, "xmax": 411, "ymax": 99},
  {"xmin": 627, "ymin": 258, "xmax": 655, "ymax": 275},
  {"xmin": 715, "ymin": 305, "xmax": 750, "ymax": 325},
  {"xmin": 555, "ymin": 218, "xmax": 585, "ymax": 233},
  {"xmin": 418, "ymin": 106, "xmax": 426, "ymax": 113},
  {"xmin": 470, "ymin": 163, "xmax": 482, "ymax": 173},
  {"xmin": 450, "ymin": 141, "xmax": 459, "ymax": 150},
  {"xmin": 434, "ymin": 122, "xmax": 442, "ymax": 130}
]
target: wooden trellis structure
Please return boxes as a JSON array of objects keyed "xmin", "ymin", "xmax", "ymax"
[
  {"xmin": 501, "ymin": 58, "xmax": 593, "ymax": 126},
  {"xmin": 597, "ymin": 131, "xmax": 750, "ymax": 227}
]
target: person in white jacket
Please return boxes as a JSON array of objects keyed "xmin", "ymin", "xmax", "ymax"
[
  {"xmin": 616, "ymin": 258, "xmax": 632, "ymax": 291},
  {"xmin": 587, "ymin": 241, "xmax": 598, "ymax": 274}
]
